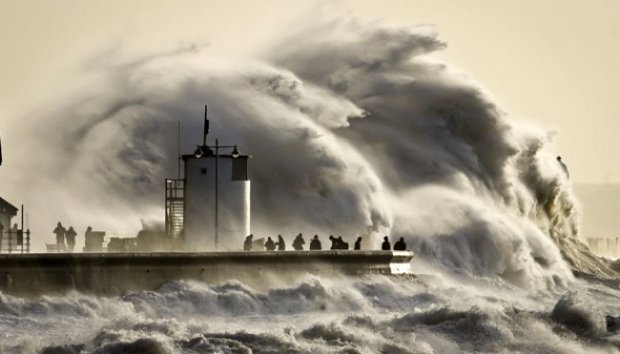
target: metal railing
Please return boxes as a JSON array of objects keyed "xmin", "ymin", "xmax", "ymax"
[{"xmin": 0, "ymin": 229, "xmax": 31, "ymax": 254}]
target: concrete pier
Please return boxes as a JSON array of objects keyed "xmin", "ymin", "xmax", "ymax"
[{"xmin": 0, "ymin": 251, "xmax": 414, "ymax": 296}]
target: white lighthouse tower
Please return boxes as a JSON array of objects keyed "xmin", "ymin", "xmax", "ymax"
[{"xmin": 166, "ymin": 106, "xmax": 250, "ymax": 251}]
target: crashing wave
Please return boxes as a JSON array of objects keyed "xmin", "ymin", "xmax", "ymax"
[{"xmin": 1, "ymin": 19, "xmax": 613, "ymax": 288}]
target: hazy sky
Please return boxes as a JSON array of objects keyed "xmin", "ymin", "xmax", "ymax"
[{"xmin": 1, "ymin": 0, "xmax": 619, "ymax": 184}]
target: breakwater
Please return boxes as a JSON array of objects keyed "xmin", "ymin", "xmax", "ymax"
[{"xmin": 0, "ymin": 250, "xmax": 413, "ymax": 296}]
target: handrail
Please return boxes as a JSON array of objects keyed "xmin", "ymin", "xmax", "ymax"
[{"xmin": 0, "ymin": 229, "xmax": 31, "ymax": 254}]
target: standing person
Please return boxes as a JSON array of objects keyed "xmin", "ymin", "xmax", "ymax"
[
  {"xmin": 557, "ymin": 156, "xmax": 569, "ymax": 178},
  {"xmin": 0, "ymin": 223, "xmax": 4, "ymax": 251},
  {"xmin": 85, "ymin": 226, "xmax": 92, "ymax": 241},
  {"xmin": 337, "ymin": 236, "xmax": 349, "ymax": 250},
  {"xmin": 381, "ymin": 236, "xmax": 391, "ymax": 251},
  {"xmin": 292, "ymin": 233, "xmax": 305, "ymax": 250},
  {"xmin": 84, "ymin": 226, "xmax": 100, "ymax": 252},
  {"xmin": 394, "ymin": 237, "xmax": 407, "ymax": 251},
  {"xmin": 65, "ymin": 227, "xmax": 77, "ymax": 252},
  {"xmin": 354, "ymin": 237, "xmax": 363, "ymax": 250},
  {"xmin": 243, "ymin": 234, "xmax": 253, "ymax": 251},
  {"xmin": 329, "ymin": 235, "xmax": 337, "ymax": 250},
  {"xmin": 309, "ymin": 235, "xmax": 322, "ymax": 250},
  {"xmin": 53, "ymin": 222, "xmax": 66, "ymax": 251},
  {"xmin": 277, "ymin": 234, "xmax": 286, "ymax": 250},
  {"xmin": 264, "ymin": 237, "xmax": 276, "ymax": 251}
]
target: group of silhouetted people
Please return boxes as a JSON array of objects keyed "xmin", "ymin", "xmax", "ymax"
[
  {"xmin": 246, "ymin": 234, "xmax": 286, "ymax": 251},
  {"xmin": 243, "ymin": 233, "xmax": 408, "ymax": 252},
  {"xmin": 381, "ymin": 236, "xmax": 407, "ymax": 251},
  {"xmin": 328, "ymin": 235, "xmax": 350, "ymax": 250},
  {"xmin": 52, "ymin": 221, "xmax": 78, "ymax": 252}
]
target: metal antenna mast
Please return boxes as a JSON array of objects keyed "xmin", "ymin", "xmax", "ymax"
[{"xmin": 203, "ymin": 105, "xmax": 209, "ymax": 147}]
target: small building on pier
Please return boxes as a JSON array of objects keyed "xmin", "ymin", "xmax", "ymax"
[
  {"xmin": 0, "ymin": 196, "xmax": 29, "ymax": 253},
  {"xmin": 0, "ymin": 196, "xmax": 17, "ymax": 232},
  {"xmin": 165, "ymin": 106, "xmax": 251, "ymax": 252}
]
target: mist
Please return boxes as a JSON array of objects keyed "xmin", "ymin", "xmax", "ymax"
[{"xmin": 0, "ymin": 19, "xmax": 609, "ymax": 288}]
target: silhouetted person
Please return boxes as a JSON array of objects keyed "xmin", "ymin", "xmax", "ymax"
[
  {"xmin": 10, "ymin": 224, "xmax": 19, "ymax": 247},
  {"xmin": 309, "ymin": 235, "xmax": 322, "ymax": 250},
  {"xmin": 381, "ymin": 236, "xmax": 391, "ymax": 251},
  {"xmin": 292, "ymin": 233, "xmax": 305, "ymax": 250},
  {"xmin": 337, "ymin": 236, "xmax": 349, "ymax": 250},
  {"xmin": 53, "ymin": 222, "xmax": 66, "ymax": 251},
  {"xmin": 65, "ymin": 226, "xmax": 77, "ymax": 252},
  {"xmin": 84, "ymin": 226, "xmax": 92, "ymax": 250},
  {"xmin": 329, "ymin": 235, "xmax": 337, "ymax": 250},
  {"xmin": 264, "ymin": 237, "xmax": 276, "ymax": 251},
  {"xmin": 354, "ymin": 237, "xmax": 362, "ymax": 250},
  {"xmin": 557, "ymin": 156, "xmax": 569, "ymax": 178},
  {"xmin": 277, "ymin": 234, "xmax": 286, "ymax": 250},
  {"xmin": 394, "ymin": 237, "xmax": 407, "ymax": 251},
  {"xmin": 16, "ymin": 226, "xmax": 23, "ymax": 246},
  {"xmin": 243, "ymin": 234, "xmax": 253, "ymax": 251}
]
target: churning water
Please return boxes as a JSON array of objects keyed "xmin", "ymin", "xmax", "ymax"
[
  {"xmin": 3, "ymin": 274, "xmax": 620, "ymax": 353},
  {"xmin": 2, "ymin": 18, "xmax": 620, "ymax": 353}
]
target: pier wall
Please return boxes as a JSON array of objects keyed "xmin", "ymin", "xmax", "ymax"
[{"xmin": 0, "ymin": 251, "xmax": 413, "ymax": 296}]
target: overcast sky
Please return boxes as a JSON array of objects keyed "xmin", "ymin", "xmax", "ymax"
[{"xmin": 1, "ymin": 0, "xmax": 619, "ymax": 184}]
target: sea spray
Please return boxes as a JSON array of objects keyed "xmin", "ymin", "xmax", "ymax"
[
  {"xmin": 1, "ymin": 17, "xmax": 618, "ymax": 353},
  {"xmin": 2, "ymin": 19, "xmax": 605, "ymax": 284},
  {"xmin": 1, "ymin": 276, "xmax": 619, "ymax": 353}
]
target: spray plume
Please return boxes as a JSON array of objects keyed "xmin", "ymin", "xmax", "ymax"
[{"xmin": 0, "ymin": 19, "xmax": 611, "ymax": 289}]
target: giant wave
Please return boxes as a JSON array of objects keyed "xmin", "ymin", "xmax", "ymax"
[{"xmin": 1, "ymin": 18, "xmax": 619, "ymax": 353}]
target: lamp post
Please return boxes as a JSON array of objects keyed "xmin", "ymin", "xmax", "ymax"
[
  {"xmin": 196, "ymin": 105, "xmax": 241, "ymax": 250},
  {"xmin": 215, "ymin": 139, "xmax": 218, "ymax": 250}
]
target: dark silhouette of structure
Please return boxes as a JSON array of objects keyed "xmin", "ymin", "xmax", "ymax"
[
  {"xmin": 243, "ymin": 234, "xmax": 253, "ymax": 251},
  {"xmin": 354, "ymin": 237, "xmax": 362, "ymax": 250},
  {"xmin": 394, "ymin": 237, "xmax": 407, "ymax": 251},
  {"xmin": 557, "ymin": 156, "xmax": 569, "ymax": 178},
  {"xmin": 381, "ymin": 236, "xmax": 391, "ymax": 251},
  {"xmin": 136, "ymin": 225, "xmax": 169, "ymax": 251},
  {"xmin": 264, "ymin": 237, "xmax": 276, "ymax": 251},
  {"xmin": 83, "ymin": 226, "xmax": 105, "ymax": 252},
  {"xmin": 108, "ymin": 237, "xmax": 138, "ymax": 252},
  {"xmin": 65, "ymin": 227, "xmax": 77, "ymax": 252},
  {"xmin": 292, "ymin": 233, "xmax": 305, "ymax": 250},
  {"xmin": 53, "ymin": 222, "xmax": 66, "ymax": 251},
  {"xmin": 309, "ymin": 235, "xmax": 321, "ymax": 250},
  {"xmin": 277, "ymin": 234, "xmax": 286, "ymax": 250}
]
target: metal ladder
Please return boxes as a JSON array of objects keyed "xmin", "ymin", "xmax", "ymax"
[{"xmin": 165, "ymin": 179, "xmax": 185, "ymax": 239}]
